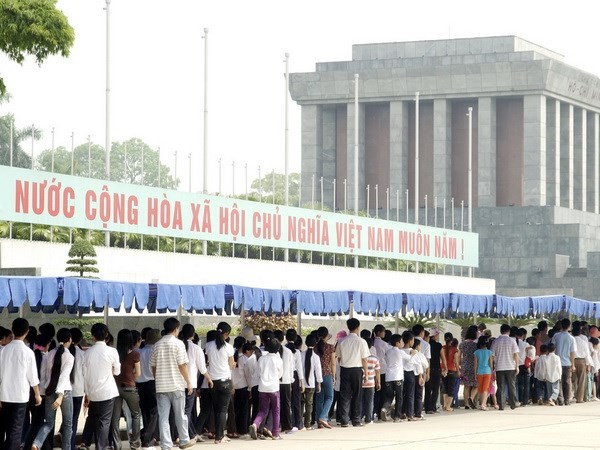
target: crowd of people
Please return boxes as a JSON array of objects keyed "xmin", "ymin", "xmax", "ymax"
[{"xmin": 0, "ymin": 316, "xmax": 598, "ymax": 450}]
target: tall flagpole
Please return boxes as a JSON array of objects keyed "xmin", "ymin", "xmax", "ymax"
[
  {"xmin": 104, "ymin": 0, "xmax": 111, "ymax": 249},
  {"xmin": 414, "ymin": 91, "xmax": 420, "ymax": 274},
  {"xmin": 284, "ymin": 52, "xmax": 290, "ymax": 262},
  {"xmin": 9, "ymin": 118, "xmax": 13, "ymax": 238},
  {"xmin": 202, "ymin": 27, "xmax": 209, "ymax": 256},
  {"xmin": 354, "ymin": 73, "xmax": 359, "ymax": 270},
  {"xmin": 51, "ymin": 127, "xmax": 55, "ymax": 173},
  {"xmin": 467, "ymin": 106, "xmax": 473, "ymax": 277}
]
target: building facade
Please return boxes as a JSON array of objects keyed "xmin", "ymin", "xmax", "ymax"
[{"xmin": 290, "ymin": 36, "xmax": 600, "ymax": 299}]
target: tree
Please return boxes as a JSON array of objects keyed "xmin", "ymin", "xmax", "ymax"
[
  {"xmin": 0, "ymin": 113, "xmax": 40, "ymax": 168},
  {"xmin": 250, "ymin": 172, "xmax": 299, "ymax": 205},
  {"xmin": 0, "ymin": 0, "xmax": 75, "ymax": 95},
  {"xmin": 65, "ymin": 238, "xmax": 99, "ymax": 277},
  {"xmin": 36, "ymin": 137, "xmax": 179, "ymax": 188}
]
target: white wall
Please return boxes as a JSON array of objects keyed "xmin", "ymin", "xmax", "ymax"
[{"xmin": 0, "ymin": 239, "xmax": 495, "ymax": 294}]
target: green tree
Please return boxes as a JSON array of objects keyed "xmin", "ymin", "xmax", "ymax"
[
  {"xmin": 110, "ymin": 139, "xmax": 178, "ymax": 188},
  {"xmin": 250, "ymin": 172, "xmax": 299, "ymax": 205},
  {"xmin": 0, "ymin": 113, "xmax": 39, "ymax": 168},
  {"xmin": 36, "ymin": 137, "xmax": 178, "ymax": 188},
  {"xmin": 0, "ymin": 0, "xmax": 75, "ymax": 95},
  {"xmin": 65, "ymin": 238, "xmax": 99, "ymax": 277}
]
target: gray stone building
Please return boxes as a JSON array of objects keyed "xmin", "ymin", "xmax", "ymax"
[{"xmin": 289, "ymin": 36, "xmax": 600, "ymax": 300}]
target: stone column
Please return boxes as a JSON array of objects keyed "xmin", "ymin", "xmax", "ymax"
[
  {"xmin": 589, "ymin": 112, "xmax": 600, "ymax": 213},
  {"xmin": 478, "ymin": 97, "xmax": 496, "ymax": 206},
  {"xmin": 545, "ymin": 99, "xmax": 560, "ymax": 207},
  {"xmin": 300, "ymin": 105, "xmax": 322, "ymax": 205},
  {"xmin": 321, "ymin": 107, "xmax": 336, "ymax": 209},
  {"xmin": 433, "ymin": 99, "xmax": 452, "ymax": 201},
  {"xmin": 347, "ymin": 101, "xmax": 365, "ymax": 211},
  {"xmin": 390, "ymin": 101, "xmax": 409, "ymax": 216},
  {"xmin": 523, "ymin": 94, "xmax": 546, "ymax": 206},
  {"xmin": 573, "ymin": 108, "xmax": 587, "ymax": 211},
  {"xmin": 560, "ymin": 103, "xmax": 574, "ymax": 209}
]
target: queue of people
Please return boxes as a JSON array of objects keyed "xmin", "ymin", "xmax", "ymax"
[{"xmin": 0, "ymin": 316, "xmax": 598, "ymax": 450}]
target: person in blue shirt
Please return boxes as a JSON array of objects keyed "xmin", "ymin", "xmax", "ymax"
[{"xmin": 473, "ymin": 336, "xmax": 494, "ymax": 410}]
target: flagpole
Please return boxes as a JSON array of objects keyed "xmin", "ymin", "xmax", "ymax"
[
  {"xmin": 284, "ymin": 52, "xmax": 290, "ymax": 263},
  {"xmin": 202, "ymin": 27, "xmax": 209, "ymax": 257},
  {"xmin": 354, "ymin": 73, "xmax": 359, "ymax": 270},
  {"xmin": 467, "ymin": 106, "xmax": 473, "ymax": 277},
  {"xmin": 104, "ymin": 0, "xmax": 111, "ymax": 249},
  {"xmin": 414, "ymin": 91, "xmax": 420, "ymax": 274}
]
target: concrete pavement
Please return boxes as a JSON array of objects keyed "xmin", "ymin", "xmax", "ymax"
[{"xmin": 187, "ymin": 401, "xmax": 600, "ymax": 449}]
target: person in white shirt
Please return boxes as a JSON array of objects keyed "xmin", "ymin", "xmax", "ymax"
[
  {"xmin": 33, "ymin": 328, "xmax": 75, "ymax": 450},
  {"xmin": 82, "ymin": 323, "xmax": 120, "ymax": 450},
  {"xmin": 491, "ymin": 324, "xmax": 519, "ymax": 410},
  {"xmin": 371, "ymin": 325, "xmax": 390, "ymax": 419},
  {"xmin": 380, "ymin": 334, "xmax": 417, "ymax": 422},
  {"xmin": 0, "ymin": 318, "xmax": 42, "ymax": 450},
  {"xmin": 136, "ymin": 328, "xmax": 160, "ymax": 450},
  {"xmin": 205, "ymin": 321, "xmax": 234, "ymax": 445},
  {"xmin": 248, "ymin": 335, "xmax": 284, "ymax": 440},
  {"xmin": 150, "ymin": 318, "xmax": 196, "ymax": 450},
  {"xmin": 233, "ymin": 340, "xmax": 253, "ymax": 436},
  {"xmin": 544, "ymin": 342, "xmax": 562, "ymax": 406},
  {"xmin": 300, "ymin": 334, "xmax": 323, "ymax": 430},
  {"xmin": 180, "ymin": 324, "xmax": 211, "ymax": 441},
  {"xmin": 67, "ymin": 327, "xmax": 86, "ymax": 450},
  {"xmin": 572, "ymin": 324, "xmax": 591, "ymax": 403},
  {"xmin": 274, "ymin": 330, "xmax": 295, "ymax": 433},
  {"xmin": 285, "ymin": 329, "xmax": 305, "ymax": 431},
  {"xmin": 335, "ymin": 318, "xmax": 370, "ymax": 427},
  {"xmin": 534, "ymin": 344, "xmax": 548, "ymax": 404},
  {"xmin": 412, "ymin": 339, "xmax": 430, "ymax": 419}
]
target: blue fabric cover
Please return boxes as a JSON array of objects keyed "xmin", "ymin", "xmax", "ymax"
[
  {"xmin": 203, "ymin": 285, "xmax": 225, "ymax": 310},
  {"xmin": 24, "ymin": 278, "xmax": 42, "ymax": 307},
  {"xmin": 8, "ymin": 278, "xmax": 27, "ymax": 307},
  {"xmin": 133, "ymin": 283, "xmax": 150, "ymax": 311},
  {"xmin": 0, "ymin": 278, "xmax": 11, "ymax": 307},
  {"xmin": 156, "ymin": 284, "xmax": 181, "ymax": 312}
]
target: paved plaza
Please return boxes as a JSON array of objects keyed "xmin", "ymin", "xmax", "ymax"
[{"xmin": 182, "ymin": 401, "xmax": 600, "ymax": 449}]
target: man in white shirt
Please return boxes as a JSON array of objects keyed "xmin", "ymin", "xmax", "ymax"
[
  {"xmin": 150, "ymin": 318, "xmax": 196, "ymax": 450},
  {"xmin": 491, "ymin": 324, "xmax": 519, "ymax": 410},
  {"xmin": 83, "ymin": 323, "xmax": 121, "ymax": 450},
  {"xmin": 136, "ymin": 329, "xmax": 160, "ymax": 450},
  {"xmin": 335, "ymin": 318, "xmax": 370, "ymax": 427},
  {"xmin": 274, "ymin": 330, "xmax": 295, "ymax": 432},
  {"xmin": 572, "ymin": 324, "xmax": 592, "ymax": 403},
  {"xmin": 0, "ymin": 318, "xmax": 42, "ymax": 450}
]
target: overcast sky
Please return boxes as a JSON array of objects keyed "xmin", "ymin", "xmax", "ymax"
[{"xmin": 1, "ymin": 0, "xmax": 598, "ymax": 194}]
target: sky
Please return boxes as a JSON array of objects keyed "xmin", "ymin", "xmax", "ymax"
[{"xmin": 1, "ymin": 0, "xmax": 599, "ymax": 195}]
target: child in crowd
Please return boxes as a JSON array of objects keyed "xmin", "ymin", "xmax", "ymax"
[
  {"xmin": 544, "ymin": 342, "xmax": 562, "ymax": 406},
  {"xmin": 361, "ymin": 338, "xmax": 380, "ymax": 424},
  {"xmin": 401, "ymin": 331, "xmax": 417, "ymax": 421},
  {"xmin": 589, "ymin": 337, "xmax": 599, "ymax": 401},
  {"xmin": 249, "ymin": 335, "xmax": 283, "ymax": 440},
  {"xmin": 381, "ymin": 334, "xmax": 416, "ymax": 422},
  {"xmin": 534, "ymin": 344, "xmax": 548, "ymax": 404},
  {"xmin": 300, "ymin": 334, "xmax": 322, "ymax": 430},
  {"xmin": 412, "ymin": 339, "xmax": 429, "ymax": 419},
  {"xmin": 232, "ymin": 337, "xmax": 250, "ymax": 438},
  {"xmin": 473, "ymin": 336, "xmax": 493, "ymax": 410}
]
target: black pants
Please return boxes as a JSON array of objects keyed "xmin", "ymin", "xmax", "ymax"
[
  {"xmin": 402, "ymin": 371, "xmax": 416, "ymax": 418},
  {"xmin": 88, "ymin": 398, "xmax": 114, "ymax": 450},
  {"xmin": 71, "ymin": 396, "xmax": 84, "ymax": 450},
  {"xmin": 137, "ymin": 381, "xmax": 158, "ymax": 447},
  {"xmin": 381, "ymin": 380, "xmax": 404, "ymax": 419},
  {"xmin": 196, "ymin": 388, "xmax": 213, "ymax": 434},
  {"xmin": 414, "ymin": 378, "xmax": 424, "ymax": 417},
  {"xmin": 210, "ymin": 380, "xmax": 232, "ymax": 441},
  {"xmin": 374, "ymin": 373, "xmax": 386, "ymax": 416},
  {"xmin": 424, "ymin": 370, "xmax": 441, "ymax": 412},
  {"xmin": 339, "ymin": 367, "xmax": 363, "ymax": 426},
  {"xmin": 496, "ymin": 369, "xmax": 517, "ymax": 409},
  {"xmin": 0, "ymin": 402, "xmax": 27, "ymax": 450},
  {"xmin": 279, "ymin": 383, "xmax": 292, "ymax": 431},
  {"xmin": 250, "ymin": 386, "xmax": 259, "ymax": 422},
  {"xmin": 184, "ymin": 391, "xmax": 198, "ymax": 439},
  {"xmin": 291, "ymin": 373, "xmax": 303, "ymax": 429},
  {"xmin": 234, "ymin": 388, "xmax": 249, "ymax": 433}
]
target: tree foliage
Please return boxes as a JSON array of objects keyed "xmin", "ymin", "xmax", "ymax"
[
  {"xmin": 66, "ymin": 238, "xmax": 99, "ymax": 277},
  {"xmin": 0, "ymin": 0, "xmax": 75, "ymax": 95}
]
